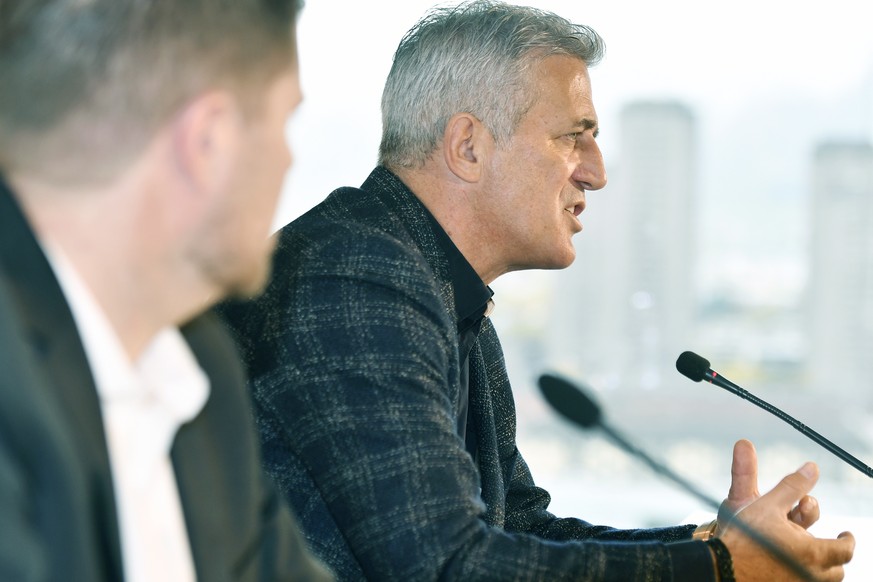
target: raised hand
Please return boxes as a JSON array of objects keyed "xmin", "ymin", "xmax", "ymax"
[
  {"xmin": 717, "ymin": 440, "xmax": 855, "ymax": 581},
  {"xmin": 719, "ymin": 439, "xmax": 819, "ymax": 530}
]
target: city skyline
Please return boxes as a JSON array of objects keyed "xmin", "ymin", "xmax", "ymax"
[{"xmin": 807, "ymin": 142, "xmax": 873, "ymax": 399}]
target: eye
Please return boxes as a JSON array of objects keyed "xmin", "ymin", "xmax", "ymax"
[{"xmin": 564, "ymin": 132, "xmax": 579, "ymax": 141}]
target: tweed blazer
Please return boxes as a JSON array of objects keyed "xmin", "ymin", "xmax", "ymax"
[
  {"xmin": 218, "ymin": 167, "xmax": 715, "ymax": 581},
  {"xmin": 0, "ymin": 178, "xmax": 332, "ymax": 582}
]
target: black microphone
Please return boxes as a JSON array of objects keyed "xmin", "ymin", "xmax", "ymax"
[
  {"xmin": 538, "ymin": 373, "xmax": 721, "ymax": 508},
  {"xmin": 538, "ymin": 372, "xmax": 817, "ymax": 581},
  {"xmin": 676, "ymin": 350, "xmax": 873, "ymax": 479}
]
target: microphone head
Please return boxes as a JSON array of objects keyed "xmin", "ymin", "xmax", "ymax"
[
  {"xmin": 537, "ymin": 373, "xmax": 602, "ymax": 429},
  {"xmin": 676, "ymin": 351, "xmax": 710, "ymax": 382}
]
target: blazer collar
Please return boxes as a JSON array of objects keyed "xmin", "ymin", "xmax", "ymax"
[{"xmin": 359, "ymin": 166, "xmax": 461, "ymax": 322}]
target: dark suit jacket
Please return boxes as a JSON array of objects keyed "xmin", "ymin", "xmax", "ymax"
[
  {"xmin": 0, "ymin": 271, "xmax": 107, "ymax": 581},
  {"xmin": 217, "ymin": 167, "xmax": 715, "ymax": 581},
  {"xmin": 0, "ymin": 177, "xmax": 333, "ymax": 582}
]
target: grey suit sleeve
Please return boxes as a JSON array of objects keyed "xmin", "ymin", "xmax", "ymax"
[
  {"xmin": 475, "ymin": 323, "xmax": 709, "ymax": 575},
  {"xmin": 476, "ymin": 324, "xmax": 700, "ymax": 544},
  {"xmin": 239, "ymin": 231, "xmax": 714, "ymax": 581}
]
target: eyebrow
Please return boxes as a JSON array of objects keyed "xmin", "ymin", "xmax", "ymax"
[{"xmin": 577, "ymin": 117, "xmax": 599, "ymax": 138}]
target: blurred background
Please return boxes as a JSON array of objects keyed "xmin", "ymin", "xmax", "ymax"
[{"xmin": 280, "ymin": 0, "xmax": 873, "ymax": 577}]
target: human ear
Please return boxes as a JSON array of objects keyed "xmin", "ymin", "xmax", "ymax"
[
  {"xmin": 170, "ymin": 91, "xmax": 241, "ymax": 199},
  {"xmin": 442, "ymin": 112, "xmax": 490, "ymax": 183}
]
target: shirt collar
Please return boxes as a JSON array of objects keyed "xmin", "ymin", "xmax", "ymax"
[
  {"xmin": 43, "ymin": 244, "xmax": 209, "ymax": 425},
  {"xmin": 420, "ymin": 207, "xmax": 494, "ymax": 332}
]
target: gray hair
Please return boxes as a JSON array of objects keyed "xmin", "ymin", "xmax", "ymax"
[{"xmin": 378, "ymin": 0, "xmax": 604, "ymax": 170}]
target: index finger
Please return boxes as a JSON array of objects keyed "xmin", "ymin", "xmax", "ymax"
[{"xmin": 763, "ymin": 462, "xmax": 819, "ymax": 512}]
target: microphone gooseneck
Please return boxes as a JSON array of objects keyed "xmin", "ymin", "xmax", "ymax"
[
  {"xmin": 538, "ymin": 371, "xmax": 817, "ymax": 581},
  {"xmin": 676, "ymin": 350, "xmax": 873, "ymax": 479},
  {"xmin": 538, "ymin": 373, "xmax": 721, "ymax": 507}
]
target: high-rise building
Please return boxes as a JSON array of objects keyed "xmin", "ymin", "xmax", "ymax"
[
  {"xmin": 806, "ymin": 141, "xmax": 873, "ymax": 400},
  {"xmin": 546, "ymin": 101, "xmax": 698, "ymax": 393}
]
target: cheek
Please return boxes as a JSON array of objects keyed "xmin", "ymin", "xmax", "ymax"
[
  {"xmin": 285, "ymin": 135, "xmax": 295, "ymax": 172},
  {"xmin": 270, "ymin": 133, "xmax": 292, "ymax": 187},
  {"xmin": 235, "ymin": 154, "xmax": 279, "ymax": 234},
  {"xmin": 276, "ymin": 126, "xmax": 292, "ymax": 167},
  {"xmin": 255, "ymin": 130, "xmax": 291, "ymax": 194}
]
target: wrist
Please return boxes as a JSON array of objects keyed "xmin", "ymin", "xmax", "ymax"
[
  {"xmin": 706, "ymin": 537, "xmax": 736, "ymax": 582},
  {"xmin": 692, "ymin": 519, "xmax": 719, "ymax": 541}
]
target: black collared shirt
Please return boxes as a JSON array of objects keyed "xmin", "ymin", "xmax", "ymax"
[{"xmin": 422, "ymin": 210, "xmax": 493, "ymax": 462}]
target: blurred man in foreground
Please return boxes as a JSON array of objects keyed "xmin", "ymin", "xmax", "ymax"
[{"xmin": 0, "ymin": 0, "xmax": 331, "ymax": 580}]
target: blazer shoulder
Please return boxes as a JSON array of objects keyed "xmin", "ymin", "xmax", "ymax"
[{"xmin": 271, "ymin": 189, "xmax": 440, "ymax": 299}]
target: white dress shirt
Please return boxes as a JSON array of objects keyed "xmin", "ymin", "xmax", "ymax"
[{"xmin": 46, "ymin": 247, "xmax": 209, "ymax": 582}]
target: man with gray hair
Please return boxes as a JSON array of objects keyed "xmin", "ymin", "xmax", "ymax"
[
  {"xmin": 219, "ymin": 1, "xmax": 855, "ymax": 579},
  {"xmin": 0, "ymin": 0, "xmax": 331, "ymax": 580}
]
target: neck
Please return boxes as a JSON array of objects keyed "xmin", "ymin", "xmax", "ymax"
[
  {"xmin": 393, "ymin": 165, "xmax": 507, "ymax": 285},
  {"xmin": 8, "ymin": 172, "xmax": 212, "ymax": 360}
]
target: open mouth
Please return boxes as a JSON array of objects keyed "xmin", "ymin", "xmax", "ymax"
[{"xmin": 565, "ymin": 203, "xmax": 584, "ymax": 217}]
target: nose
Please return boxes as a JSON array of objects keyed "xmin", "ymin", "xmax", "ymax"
[{"xmin": 573, "ymin": 138, "xmax": 607, "ymax": 191}]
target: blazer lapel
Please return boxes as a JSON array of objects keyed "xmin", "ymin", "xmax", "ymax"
[
  {"xmin": 172, "ymin": 421, "xmax": 227, "ymax": 580},
  {"xmin": 172, "ymin": 314, "xmax": 254, "ymax": 581}
]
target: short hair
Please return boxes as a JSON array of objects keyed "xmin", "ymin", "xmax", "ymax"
[
  {"xmin": 0, "ymin": 0, "xmax": 303, "ymax": 184},
  {"xmin": 379, "ymin": 0, "xmax": 605, "ymax": 170}
]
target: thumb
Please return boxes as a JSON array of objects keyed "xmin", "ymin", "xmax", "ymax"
[{"xmin": 725, "ymin": 439, "xmax": 759, "ymax": 513}]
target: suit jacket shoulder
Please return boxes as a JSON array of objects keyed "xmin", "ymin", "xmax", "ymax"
[
  {"xmin": 0, "ymin": 177, "xmax": 124, "ymax": 581},
  {"xmin": 0, "ymin": 178, "xmax": 332, "ymax": 582},
  {"xmin": 0, "ymin": 273, "xmax": 111, "ymax": 582}
]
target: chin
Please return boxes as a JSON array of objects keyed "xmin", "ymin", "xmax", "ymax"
[
  {"xmin": 551, "ymin": 256, "xmax": 576, "ymax": 270},
  {"xmin": 529, "ymin": 252, "xmax": 576, "ymax": 272},
  {"xmin": 547, "ymin": 245, "xmax": 577, "ymax": 270},
  {"xmin": 222, "ymin": 261, "xmax": 272, "ymax": 301}
]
